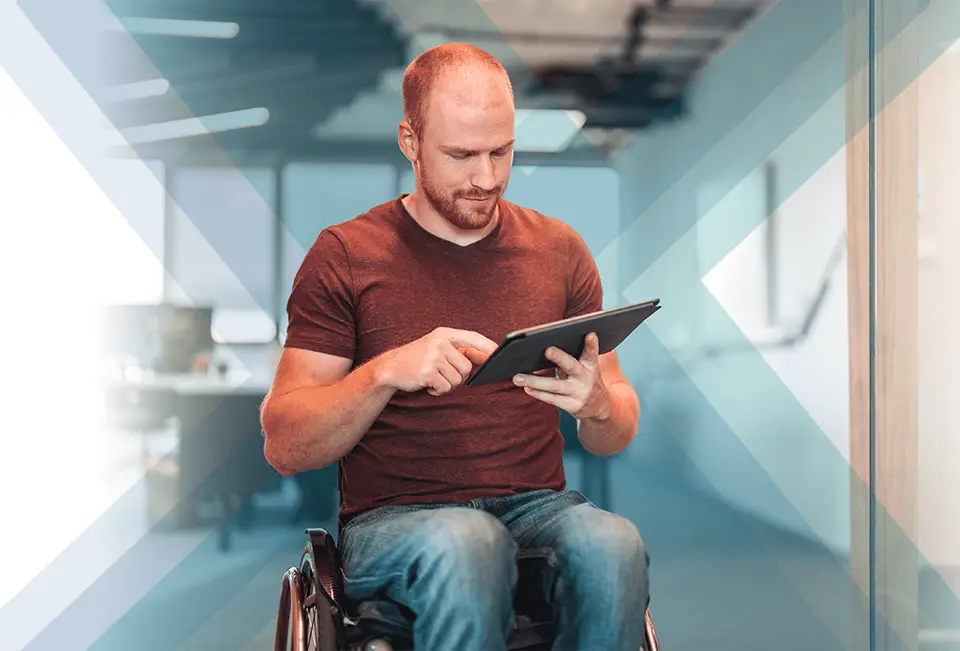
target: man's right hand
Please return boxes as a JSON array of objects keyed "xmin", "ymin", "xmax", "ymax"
[{"xmin": 375, "ymin": 327, "xmax": 499, "ymax": 396}]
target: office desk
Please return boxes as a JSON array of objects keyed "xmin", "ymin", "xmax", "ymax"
[
  {"xmin": 113, "ymin": 369, "xmax": 272, "ymax": 394},
  {"xmin": 107, "ymin": 369, "xmax": 277, "ymax": 550}
]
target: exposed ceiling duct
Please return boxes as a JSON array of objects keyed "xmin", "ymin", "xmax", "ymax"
[{"xmin": 101, "ymin": 0, "xmax": 771, "ymax": 161}]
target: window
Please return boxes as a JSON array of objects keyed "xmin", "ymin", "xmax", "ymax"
[
  {"xmin": 166, "ymin": 166, "xmax": 277, "ymax": 343},
  {"xmin": 504, "ymin": 166, "xmax": 620, "ymax": 255},
  {"xmin": 279, "ymin": 163, "xmax": 398, "ymax": 342}
]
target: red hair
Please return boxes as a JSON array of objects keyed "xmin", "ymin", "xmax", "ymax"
[{"xmin": 402, "ymin": 43, "xmax": 513, "ymax": 137}]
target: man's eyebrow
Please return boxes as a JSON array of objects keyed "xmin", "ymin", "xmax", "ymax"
[{"xmin": 441, "ymin": 140, "xmax": 516, "ymax": 155}]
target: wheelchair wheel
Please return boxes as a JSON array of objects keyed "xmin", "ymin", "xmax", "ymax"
[
  {"xmin": 298, "ymin": 545, "xmax": 341, "ymax": 650},
  {"xmin": 274, "ymin": 566, "xmax": 306, "ymax": 651},
  {"xmin": 274, "ymin": 551, "xmax": 341, "ymax": 651},
  {"xmin": 644, "ymin": 608, "xmax": 661, "ymax": 651}
]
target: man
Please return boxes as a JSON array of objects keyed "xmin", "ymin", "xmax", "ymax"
[{"xmin": 261, "ymin": 43, "xmax": 648, "ymax": 650}]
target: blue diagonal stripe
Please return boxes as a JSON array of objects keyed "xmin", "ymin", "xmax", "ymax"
[{"xmin": 7, "ymin": 0, "xmax": 960, "ymax": 648}]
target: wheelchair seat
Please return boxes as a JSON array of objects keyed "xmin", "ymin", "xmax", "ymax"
[{"xmin": 274, "ymin": 528, "xmax": 662, "ymax": 651}]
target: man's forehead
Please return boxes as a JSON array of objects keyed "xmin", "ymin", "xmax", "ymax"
[
  {"xmin": 425, "ymin": 93, "xmax": 513, "ymax": 142},
  {"xmin": 431, "ymin": 109, "xmax": 514, "ymax": 149}
]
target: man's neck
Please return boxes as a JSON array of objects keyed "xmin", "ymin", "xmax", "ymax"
[{"xmin": 402, "ymin": 192, "xmax": 499, "ymax": 247}]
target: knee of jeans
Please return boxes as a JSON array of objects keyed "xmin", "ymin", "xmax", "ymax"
[
  {"xmin": 563, "ymin": 509, "xmax": 646, "ymax": 572},
  {"xmin": 418, "ymin": 509, "xmax": 516, "ymax": 579}
]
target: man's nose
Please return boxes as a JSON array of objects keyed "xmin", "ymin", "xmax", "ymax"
[{"xmin": 471, "ymin": 155, "xmax": 497, "ymax": 191}]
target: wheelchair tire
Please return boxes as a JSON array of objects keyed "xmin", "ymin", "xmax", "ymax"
[{"xmin": 299, "ymin": 545, "xmax": 343, "ymax": 650}]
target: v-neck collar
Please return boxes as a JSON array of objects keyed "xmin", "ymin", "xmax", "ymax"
[{"xmin": 396, "ymin": 195, "xmax": 506, "ymax": 256}]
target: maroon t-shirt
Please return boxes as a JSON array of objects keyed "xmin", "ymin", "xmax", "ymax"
[{"xmin": 284, "ymin": 196, "xmax": 603, "ymax": 527}]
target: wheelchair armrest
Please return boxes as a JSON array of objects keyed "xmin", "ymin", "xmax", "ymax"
[{"xmin": 305, "ymin": 528, "xmax": 346, "ymax": 611}]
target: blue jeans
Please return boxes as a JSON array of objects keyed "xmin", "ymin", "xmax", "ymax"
[{"xmin": 338, "ymin": 489, "xmax": 649, "ymax": 651}]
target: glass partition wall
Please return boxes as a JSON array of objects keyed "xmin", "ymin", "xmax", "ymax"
[{"xmin": 850, "ymin": 1, "xmax": 960, "ymax": 649}]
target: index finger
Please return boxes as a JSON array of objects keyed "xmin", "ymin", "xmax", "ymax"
[
  {"xmin": 445, "ymin": 330, "xmax": 499, "ymax": 355},
  {"xmin": 457, "ymin": 346, "xmax": 491, "ymax": 367},
  {"xmin": 545, "ymin": 345, "xmax": 582, "ymax": 377},
  {"xmin": 579, "ymin": 332, "xmax": 600, "ymax": 363}
]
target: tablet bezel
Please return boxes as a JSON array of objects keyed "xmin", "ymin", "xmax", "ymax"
[{"xmin": 465, "ymin": 298, "xmax": 661, "ymax": 388}]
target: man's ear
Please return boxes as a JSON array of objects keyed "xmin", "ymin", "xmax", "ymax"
[{"xmin": 398, "ymin": 120, "xmax": 418, "ymax": 164}]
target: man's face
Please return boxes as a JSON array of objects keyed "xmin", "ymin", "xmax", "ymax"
[{"xmin": 413, "ymin": 71, "xmax": 515, "ymax": 230}]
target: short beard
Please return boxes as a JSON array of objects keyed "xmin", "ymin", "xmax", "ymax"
[{"xmin": 418, "ymin": 159, "xmax": 502, "ymax": 231}]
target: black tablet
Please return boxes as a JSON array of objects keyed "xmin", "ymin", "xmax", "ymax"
[{"xmin": 466, "ymin": 298, "xmax": 661, "ymax": 387}]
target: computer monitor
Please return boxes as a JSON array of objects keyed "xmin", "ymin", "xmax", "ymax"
[
  {"xmin": 100, "ymin": 303, "xmax": 214, "ymax": 373},
  {"xmin": 157, "ymin": 305, "xmax": 214, "ymax": 373}
]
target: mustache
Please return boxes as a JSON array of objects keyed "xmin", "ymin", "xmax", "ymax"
[{"xmin": 458, "ymin": 191, "xmax": 499, "ymax": 200}]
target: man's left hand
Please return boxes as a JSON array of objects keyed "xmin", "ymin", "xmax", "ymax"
[{"xmin": 512, "ymin": 332, "xmax": 612, "ymax": 421}]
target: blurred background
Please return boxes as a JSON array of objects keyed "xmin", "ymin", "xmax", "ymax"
[{"xmin": 1, "ymin": 0, "xmax": 960, "ymax": 649}]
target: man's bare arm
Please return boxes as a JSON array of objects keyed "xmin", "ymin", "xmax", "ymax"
[
  {"xmin": 261, "ymin": 328, "xmax": 499, "ymax": 476},
  {"xmin": 576, "ymin": 361, "xmax": 640, "ymax": 456},
  {"xmin": 260, "ymin": 349, "xmax": 396, "ymax": 476}
]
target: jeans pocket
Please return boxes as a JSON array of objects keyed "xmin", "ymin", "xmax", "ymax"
[
  {"xmin": 341, "ymin": 504, "xmax": 401, "ymax": 537},
  {"xmin": 339, "ymin": 506, "xmax": 396, "ymax": 560},
  {"xmin": 509, "ymin": 489, "xmax": 592, "ymax": 545}
]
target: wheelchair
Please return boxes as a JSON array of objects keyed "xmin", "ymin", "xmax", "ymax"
[{"xmin": 274, "ymin": 527, "xmax": 662, "ymax": 651}]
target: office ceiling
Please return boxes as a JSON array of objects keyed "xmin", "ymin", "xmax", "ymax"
[{"xmin": 101, "ymin": 0, "xmax": 772, "ymax": 162}]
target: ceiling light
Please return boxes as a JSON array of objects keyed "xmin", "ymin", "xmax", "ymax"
[
  {"xmin": 514, "ymin": 109, "xmax": 587, "ymax": 153},
  {"xmin": 103, "ymin": 78, "xmax": 170, "ymax": 103},
  {"xmin": 105, "ymin": 16, "xmax": 240, "ymax": 39},
  {"xmin": 107, "ymin": 107, "xmax": 270, "ymax": 146}
]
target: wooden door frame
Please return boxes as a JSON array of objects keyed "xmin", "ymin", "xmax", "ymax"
[{"xmin": 845, "ymin": 1, "xmax": 920, "ymax": 649}]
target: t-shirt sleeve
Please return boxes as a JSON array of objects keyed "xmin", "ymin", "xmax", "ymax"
[
  {"xmin": 284, "ymin": 229, "xmax": 357, "ymax": 359},
  {"xmin": 564, "ymin": 225, "xmax": 604, "ymax": 319}
]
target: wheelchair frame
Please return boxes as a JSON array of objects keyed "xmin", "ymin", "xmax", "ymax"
[{"xmin": 275, "ymin": 528, "xmax": 662, "ymax": 651}]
